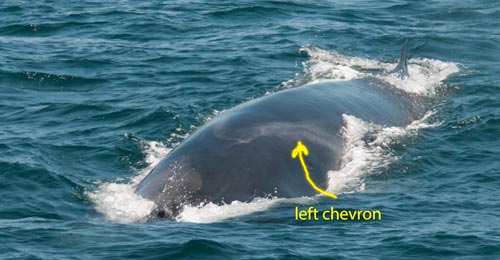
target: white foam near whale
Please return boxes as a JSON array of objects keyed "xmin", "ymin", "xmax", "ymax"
[{"xmin": 86, "ymin": 141, "xmax": 170, "ymax": 223}]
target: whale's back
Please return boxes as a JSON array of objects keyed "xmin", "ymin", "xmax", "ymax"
[{"xmin": 136, "ymin": 77, "xmax": 426, "ymax": 217}]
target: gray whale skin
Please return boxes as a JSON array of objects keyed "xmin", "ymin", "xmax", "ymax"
[{"xmin": 136, "ymin": 40, "xmax": 425, "ymax": 219}]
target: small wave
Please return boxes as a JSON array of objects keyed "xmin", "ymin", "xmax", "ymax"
[
  {"xmin": 0, "ymin": 70, "xmax": 106, "ymax": 92},
  {"xmin": 0, "ymin": 21, "xmax": 104, "ymax": 36},
  {"xmin": 0, "ymin": 5, "xmax": 24, "ymax": 12},
  {"xmin": 207, "ymin": 5, "xmax": 287, "ymax": 18}
]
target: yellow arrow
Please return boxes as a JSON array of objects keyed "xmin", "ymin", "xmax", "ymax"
[{"xmin": 291, "ymin": 141, "xmax": 337, "ymax": 199}]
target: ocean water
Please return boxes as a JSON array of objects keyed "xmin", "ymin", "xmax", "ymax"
[{"xmin": 1, "ymin": 0, "xmax": 499, "ymax": 259}]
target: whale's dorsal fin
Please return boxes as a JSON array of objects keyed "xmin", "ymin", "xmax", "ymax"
[{"xmin": 391, "ymin": 39, "xmax": 409, "ymax": 79}]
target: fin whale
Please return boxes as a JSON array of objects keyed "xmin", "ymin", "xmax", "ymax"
[{"xmin": 136, "ymin": 40, "xmax": 425, "ymax": 219}]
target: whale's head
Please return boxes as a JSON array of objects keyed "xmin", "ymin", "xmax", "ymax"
[
  {"xmin": 135, "ymin": 120, "xmax": 334, "ymax": 220},
  {"xmin": 135, "ymin": 150, "xmax": 204, "ymax": 219}
]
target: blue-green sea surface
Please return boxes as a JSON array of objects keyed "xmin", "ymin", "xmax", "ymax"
[{"xmin": 1, "ymin": 0, "xmax": 499, "ymax": 259}]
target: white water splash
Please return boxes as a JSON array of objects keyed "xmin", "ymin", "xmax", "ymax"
[
  {"xmin": 86, "ymin": 140, "xmax": 171, "ymax": 223},
  {"xmin": 86, "ymin": 182, "xmax": 155, "ymax": 223},
  {"xmin": 294, "ymin": 46, "xmax": 459, "ymax": 95},
  {"xmin": 176, "ymin": 196, "xmax": 318, "ymax": 223},
  {"xmin": 327, "ymin": 111, "xmax": 439, "ymax": 195},
  {"xmin": 176, "ymin": 198, "xmax": 277, "ymax": 223}
]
